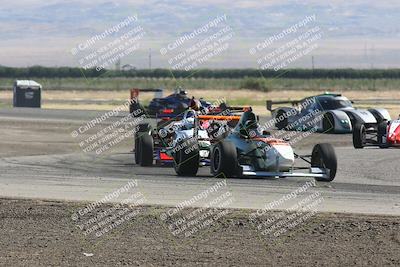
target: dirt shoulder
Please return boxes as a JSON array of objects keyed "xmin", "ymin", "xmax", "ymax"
[{"xmin": 0, "ymin": 198, "xmax": 399, "ymax": 266}]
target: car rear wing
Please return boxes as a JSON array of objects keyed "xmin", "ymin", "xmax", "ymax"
[
  {"xmin": 130, "ymin": 88, "xmax": 163, "ymax": 101},
  {"xmin": 158, "ymin": 107, "xmax": 245, "ymax": 124},
  {"xmin": 198, "ymin": 115, "xmax": 241, "ymax": 121},
  {"xmin": 199, "ymin": 104, "xmax": 250, "ymax": 116},
  {"xmin": 129, "ymin": 88, "xmax": 163, "ymax": 116},
  {"xmin": 266, "ymin": 100, "xmax": 300, "ymax": 111},
  {"xmin": 219, "ymin": 105, "xmax": 252, "ymax": 113},
  {"xmin": 227, "ymin": 106, "xmax": 251, "ymax": 113}
]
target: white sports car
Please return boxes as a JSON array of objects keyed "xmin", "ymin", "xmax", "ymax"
[{"xmin": 267, "ymin": 93, "xmax": 391, "ymax": 133}]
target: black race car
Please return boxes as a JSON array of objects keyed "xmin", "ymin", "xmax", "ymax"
[
  {"xmin": 148, "ymin": 89, "xmax": 212, "ymax": 115},
  {"xmin": 130, "ymin": 88, "xmax": 212, "ymax": 116}
]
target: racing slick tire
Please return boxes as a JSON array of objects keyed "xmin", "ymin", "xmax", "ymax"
[
  {"xmin": 311, "ymin": 143, "xmax": 337, "ymax": 182},
  {"xmin": 378, "ymin": 121, "xmax": 388, "ymax": 148},
  {"xmin": 134, "ymin": 123, "xmax": 150, "ymax": 164},
  {"xmin": 174, "ymin": 140, "xmax": 199, "ymax": 176},
  {"xmin": 139, "ymin": 133, "xmax": 154, "ymax": 166},
  {"xmin": 134, "ymin": 132, "xmax": 141, "ymax": 164},
  {"xmin": 211, "ymin": 141, "xmax": 239, "ymax": 178},
  {"xmin": 322, "ymin": 113, "xmax": 335, "ymax": 134},
  {"xmin": 275, "ymin": 110, "xmax": 288, "ymax": 130},
  {"xmin": 353, "ymin": 124, "xmax": 366, "ymax": 149}
]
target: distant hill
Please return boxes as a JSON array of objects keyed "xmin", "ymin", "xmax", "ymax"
[{"xmin": 0, "ymin": 1, "xmax": 399, "ymax": 68}]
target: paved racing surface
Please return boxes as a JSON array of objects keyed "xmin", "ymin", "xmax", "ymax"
[{"xmin": 1, "ymin": 108, "xmax": 399, "ymax": 215}]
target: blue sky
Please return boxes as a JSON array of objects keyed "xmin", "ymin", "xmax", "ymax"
[{"xmin": 0, "ymin": 0, "xmax": 399, "ymax": 68}]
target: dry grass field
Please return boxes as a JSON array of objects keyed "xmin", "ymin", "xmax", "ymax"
[{"xmin": 0, "ymin": 89, "xmax": 399, "ymax": 117}]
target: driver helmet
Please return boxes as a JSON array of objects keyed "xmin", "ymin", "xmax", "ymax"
[
  {"xmin": 189, "ymin": 96, "xmax": 202, "ymax": 111},
  {"xmin": 177, "ymin": 86, "xmax": 187, "ymax": 96},
  {"xmin": 243, "ymin": 112, "xmax": 258, "ymax": 130}
]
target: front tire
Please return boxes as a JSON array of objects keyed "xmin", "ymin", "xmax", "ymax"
[
  {"xmin": 139, "ymin": 134, "xmax": 154, "ymax": 166},
  {"xmin": 353, "ymin": 124, "xmax": 366, "ymax": 149},
  {"xmin": 134, "ymin": 123, "xmax": 150, "ymax": 164},
  {"xmin": 174, "ymin": 140, "xmax": 199, "ymax": 176},
  {"xmin": 211, "ymin": 141, "xmax": 239, "ymax": 178},
  {"xmin": 134, "ymin": 132, "xmax": 141, "ymax": 164},
  {"xmin": 311, "ymin": 143, "xmax": 337, "ymax": 182}
]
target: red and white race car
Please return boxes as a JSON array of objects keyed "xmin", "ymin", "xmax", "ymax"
[{"xmin": 353, "ymin": 116, "xmax": 400, "ymax": 148}]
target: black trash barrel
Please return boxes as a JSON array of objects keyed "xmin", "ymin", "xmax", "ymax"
[{"xmin": 13, "ymin": 80, "xmax": 42, "ymax": 108}]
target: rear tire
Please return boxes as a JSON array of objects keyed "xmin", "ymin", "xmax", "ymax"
[
  {"xmin": 134, "ymin": 132, "xmax": 141, "ymax": 164},
  {"xmin": 311, "ymin": 143, "xmax": 337, "ymax": 182},
  {"xmin": 134, "ymin": 123, "xmax": 150, "ymax": 164},
  {"xmin": 353, "ymin": 124, "xmax": 366, "ymax": 149},
  {"xmin": 378, "ymin": 121, "xmax": 388, "ymax": 148},
  {"xmin": 174, "ymin": 140, "xmax": 199, "ymax": 176},
  {"xmin": 139, "ymin": 134, "xmax": 154, "ymax": 166},
  {"xmin": 211, "ymin": 141, "xmax": 239, "ymax": 178}
]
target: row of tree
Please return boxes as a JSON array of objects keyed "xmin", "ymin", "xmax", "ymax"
[{"xmin": 1, "ymin": 66, "xmax": 400, "ymax": 79}]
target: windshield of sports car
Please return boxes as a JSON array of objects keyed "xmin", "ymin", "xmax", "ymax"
[{"xmin": 317, "ymin": 97, "xmax": 353, "ymax": 110}]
